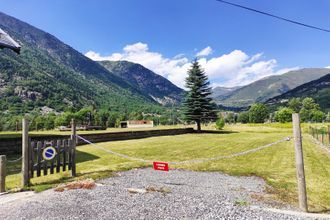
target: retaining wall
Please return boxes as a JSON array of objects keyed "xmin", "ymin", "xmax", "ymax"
[{"xmin": 0, "ymin": 128, "xmax": 194, "ymax": 155}]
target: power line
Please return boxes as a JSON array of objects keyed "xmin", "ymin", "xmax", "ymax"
[{"xmin": 215, "ymin": 0, "xmax": 330, "ymax": 33}]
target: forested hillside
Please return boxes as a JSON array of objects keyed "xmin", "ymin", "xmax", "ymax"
[
  {"xmin": 0, "ymin": 11, "xmax": 164, "ymax": 116},
  {"xmin": 266, "ymin": 74, "xmax": 330, "ymax": 111},
  {"xmin": 99, "ymin": 61, "xmax": 183, "ymax": 105}
]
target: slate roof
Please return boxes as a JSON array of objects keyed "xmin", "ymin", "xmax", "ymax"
[{"xmin": 0, "ymin": 28, "xmax": 21, "ymax": 54}]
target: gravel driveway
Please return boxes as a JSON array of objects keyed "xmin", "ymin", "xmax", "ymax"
[{"xmin": 0, "ymin": 168, "xmax": 328, "ymax": 220}]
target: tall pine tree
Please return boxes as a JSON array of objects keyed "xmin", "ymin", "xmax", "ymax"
[{"xmin": 182, "ymin": 60, "xmax": 217, "ymax": 131}]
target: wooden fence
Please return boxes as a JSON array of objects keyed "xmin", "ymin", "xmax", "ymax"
[
  {"xmin": 29, "ymin": 139, "xmax": 75, "ymax": 178},
  {"xmin": 309, "ymin": 125, "xmax": 330, "ymax": 146}
]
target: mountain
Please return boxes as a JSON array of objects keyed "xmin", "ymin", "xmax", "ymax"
[
  {"xmin": 214, "ymin": 68, "xmax": 330, "ymax": 107},
  {"xmin": 0, "ymin": 11, "xmax": 167, "ymax": 115},
  {"xmin": 99, "ymin": 61, "xmax": 183, "ymax": 105},
  {"xmin": 211, "ymin": 86, "xmax": 241, "ymax": 99},
  {"xmin": 266, "ymin": 74, "xmax": 330, "ymax": 111}
]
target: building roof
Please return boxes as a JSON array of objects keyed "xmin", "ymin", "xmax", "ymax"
[{"xmin": 0, "ymin": 28, "xmax": 21, "ymax": 54}]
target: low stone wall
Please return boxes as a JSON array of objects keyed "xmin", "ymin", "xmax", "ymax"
[{"xmin": 0, "ymin": 128, "xmax": 194, "ymax": 156}]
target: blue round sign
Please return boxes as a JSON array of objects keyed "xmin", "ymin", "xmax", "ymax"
[{"xmin": 42, "ymin": 146, "xmax": 56, "ymax": 160}]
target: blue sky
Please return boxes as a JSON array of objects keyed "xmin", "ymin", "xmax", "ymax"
[{"xmin": 1, "ymin": 0, "xmax": 330, "ymax": 88}]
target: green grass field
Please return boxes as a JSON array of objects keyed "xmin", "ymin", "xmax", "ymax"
[{"xmin": 4, "ymin": 123, "xmax": 330, "ymax": 212}]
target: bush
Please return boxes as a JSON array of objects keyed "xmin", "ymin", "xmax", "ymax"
[
  {"xmin": 237, "ymin": 112, "xmax": 249, "ymax": 124},
  {"xmin": 248, "ymin": 103, "xmax": 269, "ymax": 123},
  {"xmin": 215, "ymin": 118, "xmax": 225, "ymax": 130},
  {"xmin": 310, "ymin": 109, "xmax": 325, "ymax": 122}
]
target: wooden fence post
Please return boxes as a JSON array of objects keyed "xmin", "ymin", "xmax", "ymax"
[
  {"xmin": 0, "ymin": 155, "xmax": 6, "ymax": 192},
  {"xmin": 22, "ymin": 117, "xmax": 30, "ymax": 187},
  {"xmin": 328, "ymin": 125, "xmax": 330, "ymax": 144},
  {"xmin": 70, "ymin": 119, "xmax": 76, "ymax": 177},
  {"xmin": 292, "ymin": 113, "xmax": 308, "ymax": 212}
]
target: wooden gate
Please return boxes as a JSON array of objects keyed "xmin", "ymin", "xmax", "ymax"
[
  {"xmin": 21, "ymin": 118, "xmax": 77, "ymax": 186},
  {"xmin": 29, "ymin": 139, "xmax": 76, "ymax": 178}
]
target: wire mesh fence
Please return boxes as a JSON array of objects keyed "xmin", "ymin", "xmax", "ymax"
[{"xmin": 309, "ymin": 125, "xmax": 330, "ymax": 146}]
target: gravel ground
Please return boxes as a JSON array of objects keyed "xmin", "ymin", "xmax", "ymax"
[{"xmin": 0, "ymin": 168, "xmax": 327, "ymax": 220}]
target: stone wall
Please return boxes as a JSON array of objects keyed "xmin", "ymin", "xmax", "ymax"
[{"xmin": 0, "ymin": 128, "xmax": 194, "ymax": 155}]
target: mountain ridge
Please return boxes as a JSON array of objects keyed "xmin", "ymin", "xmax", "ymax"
[
  {"xmin": 266, "ymin": 74, "xmax": 330, "ymax": 111},
  {"xmin": 213, "ymin": 68, "xmax": 330, "ymax": 107},
  {"xmin": 99, "ymin": 60, "xmax": 183, "ymax": 105}
]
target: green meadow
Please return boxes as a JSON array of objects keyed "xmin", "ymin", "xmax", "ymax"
[{"xmin": 4, "ymin": 123, "xmax": 330, "ymax": 212}]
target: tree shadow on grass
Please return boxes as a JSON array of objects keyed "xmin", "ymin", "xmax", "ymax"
[
  {"xmin": 197, "ymin": 130, "xmax": 238, "ymax": 134},
  {"xmin": 75, "ymin": 149, "xmax": 100, "ymax": 163}
]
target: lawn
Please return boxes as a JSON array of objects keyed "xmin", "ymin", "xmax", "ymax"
[{"xmin": 4, "ymin": 123, "xmax": 330, "ymax": 212}]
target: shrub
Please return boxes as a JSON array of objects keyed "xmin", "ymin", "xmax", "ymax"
[
  {"xmin": 248, "ymin": 103, "xmax": 269, "ymax": 123},
  {"xmin": 237, "ymin": 112, "xmax": 249, "ymax": 124},
  {"xmin": 215, "ymin": 118, "xmax": 225, "ymax": 130},
  {"xmin": 275, "ymin": 107, "xmax": 294, "ymax": 123}
]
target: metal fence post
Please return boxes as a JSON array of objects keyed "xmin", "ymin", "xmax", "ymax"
[
  {"xmin": 292, "ymin": 113, "xmax": 308, "ymax": 212},
  {"xmin": 22, "ymin": 117, "xmax": 30, "ymax": 187},
  {"xmin": 0, "ymin": 155, "xmax": 6, "ymax": 192}
]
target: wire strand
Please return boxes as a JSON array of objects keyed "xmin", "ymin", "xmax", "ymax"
[{"xmin": 215, "ymin": 0, "xmax": 330, "ymax": 33}]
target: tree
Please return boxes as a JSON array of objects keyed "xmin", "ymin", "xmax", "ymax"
[
  {"xmin": 326, "ymin": 112, "xmax": 330, "ymax": 122},
  {"xmin": 248, "ymin": 103, "xmax": 269, "ymax": 123},
  {"xmin": 302, "ymin": 97, "xmax": 319, "ymax": 110},
  {"xmin": 299, "ymin": 97, "xmax": 323, "ymax": 122},
  {"xmin": 95, "ymin": 109, "xmax": 110, "ymax": 127},
  {"xmin": 275, "ymin": 107, "xmax": 294, "ymax": 123},
  {"xmin": 55, "ymin": 112, "xmax": 75, "ymax": 127},
  {"xmin": 237, "ymin": 112, "xmax": 249, "ymax": 124},
  {"xmin": 225, "ymin": 112, "xmax": 236, "ymax": 124},
  {"xmin": 108, "ymin": 112, "xmax": 120, "ymax": 127},
  {"xmin": 299, "ymin": 108, "xmax": 310, "ymax": 122},
  {"xmin": 129, "ymin": 111, "xmax": 143, "ymax": 120},
  {"xmin": 288, "ymin": 98, "xmax": 302, "ymax": 113},
  {"xmin": 310, "ymin": 109, "xmax": 325, "ymax": 122},
  {"xmin": 182, "ymin": 60, "xmax": 217, "ymax": 131}
]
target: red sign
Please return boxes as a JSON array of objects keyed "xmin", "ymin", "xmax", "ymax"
[{"xmin": 153, "ymin": 161, "xmax": 169, "ymax": 171}]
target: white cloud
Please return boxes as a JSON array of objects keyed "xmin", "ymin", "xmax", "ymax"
[
  {"xmin": 196, "ymin": 46, "xmax": 213, "ymax": 57},
  {"xmin": 325, "ymin": 66, "xmax": 330, "ymax": 69},
  {"xmin": 85, "ymin": 43, "xmax": 297, "ymax": 89}
]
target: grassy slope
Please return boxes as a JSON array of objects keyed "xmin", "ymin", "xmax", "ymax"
[{"xmin": 5, "ymin": 123, "xmax": 330, "ymax": 211}]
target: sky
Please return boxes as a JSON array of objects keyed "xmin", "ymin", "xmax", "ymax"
[{"xmin": 1, "ymin": 0, "xmax": 330, "ymax": 88}]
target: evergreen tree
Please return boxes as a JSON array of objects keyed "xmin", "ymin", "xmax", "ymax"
[{"xmin": 182, "ymin": 60, "xmax": 217, "ymax": 131}]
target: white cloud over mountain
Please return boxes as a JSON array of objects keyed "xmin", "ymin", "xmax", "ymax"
[
  {"xmin": 85, "ymin": 42, "xmax": 298, "ymax": 88},
  {"xmin": 196, "ymin": 46, "xmax": 213, "ymax": 57}
]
